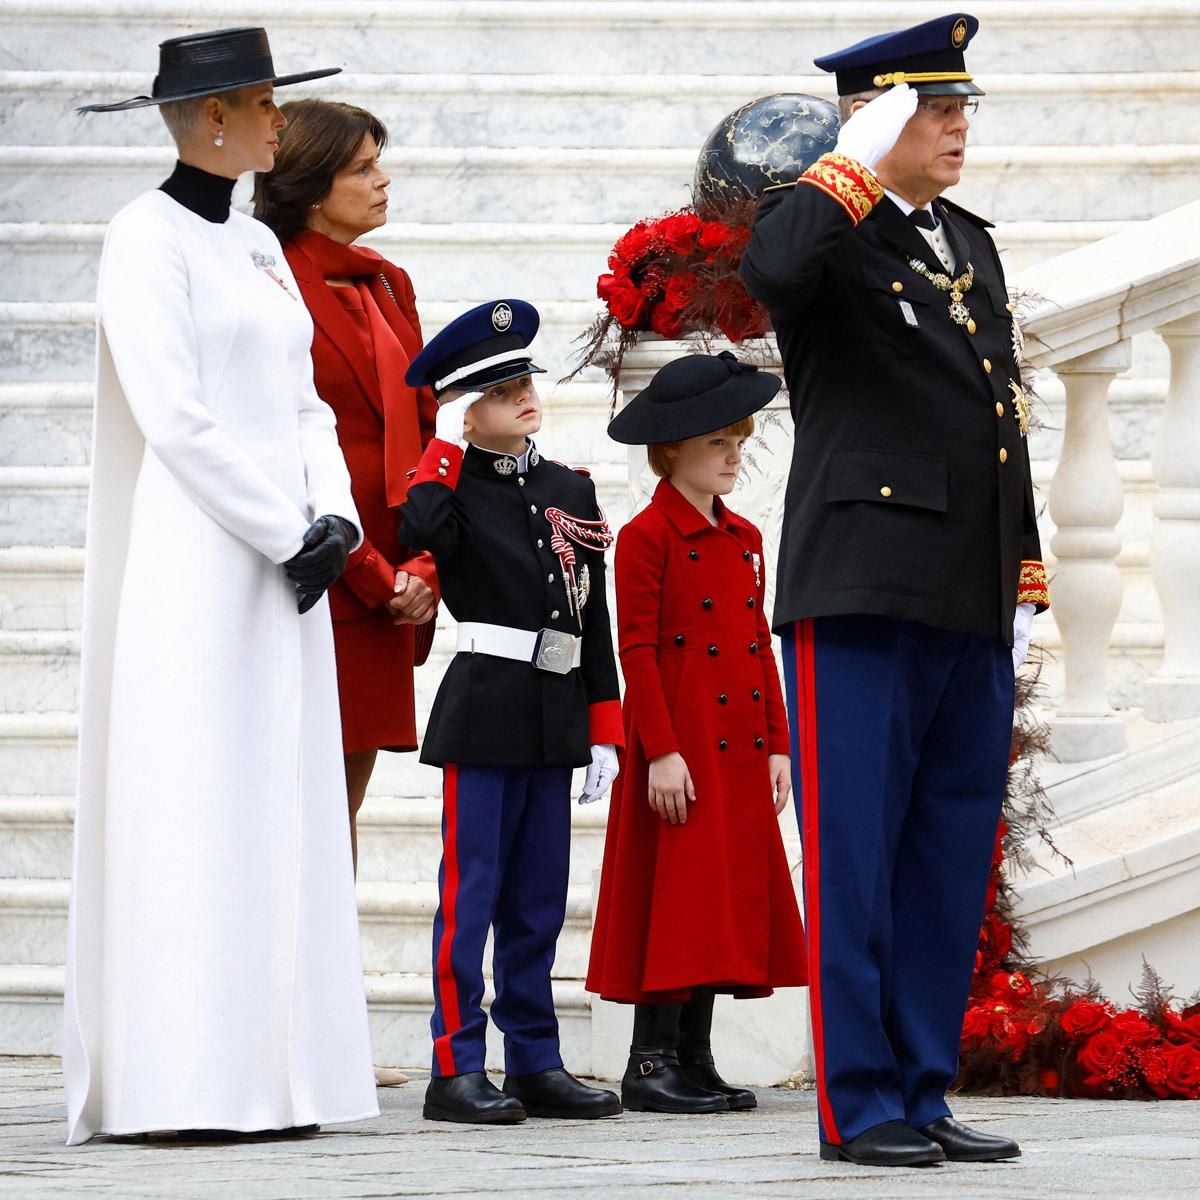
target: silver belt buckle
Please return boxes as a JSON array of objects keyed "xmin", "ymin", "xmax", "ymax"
[{"xmin": 533, "ymin": 628, "xmax": 575, "ymax": 675}]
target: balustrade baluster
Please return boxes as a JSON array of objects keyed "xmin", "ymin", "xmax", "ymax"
[{"xmin": 1046, "ymin": 340, "xmax": 1131, "ymax": 761}]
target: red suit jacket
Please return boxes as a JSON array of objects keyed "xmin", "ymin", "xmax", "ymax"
[{"xmin": 286, "ymin": 231, "xmax": 439, "ymax": 752}]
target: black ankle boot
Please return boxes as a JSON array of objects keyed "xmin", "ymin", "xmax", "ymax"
[
  {"xmin": 621, "ymin": 1003, "xmax": 729, "ymax": 1114},
  {"xmin": 678, "ymin": 987, "xmax": 757, "ymax": 1111}
]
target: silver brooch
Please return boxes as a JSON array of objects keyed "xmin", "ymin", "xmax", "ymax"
[
  {"xmin": 493, "ymin": 456, "xmax": 517, "ymax": 476},
  {"xmin": 250, "ymin": 249, "xmax": 296, "ymax": 301},
  {"xmin": 529, "ymin": 447, "xmax": 540, "ymax": 468}
]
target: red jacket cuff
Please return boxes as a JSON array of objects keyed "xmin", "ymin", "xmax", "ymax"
[
  {"xmin": 798, "ymin": 152, "xmax": 884, "ymax": 225},
  {"xmin": 1017, "ymin": 560, "xmax": 1050, "ymax": 611},
  {"xmin": 588, "ymin": 699, "xmax": 624, "ymax": 749},
  {"xmin": 412, "ymin": 439, "xmax": 464, "ymax": 488},
  {"xmin": 340, "ymin": 542, "xmax": 397, "ymax": 609}
]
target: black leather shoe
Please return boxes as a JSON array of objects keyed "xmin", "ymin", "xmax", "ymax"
[
  {"xmin": 820, "ymin": 1119, "xmax": 945, "ymax": 1167},
  {"xmin": 423, "ymin": 1072, "xmax": 527, "ymax": 1124},
  {"xmin": 920, "ymin": 1116, "xmax": 1021, "ymax": 1162},
  {"xmin": 502, "ymin": 1068, "xmax": 621, "ymax": 1119},
  {"xmin": 621, "ymin": 1051, "xmax": 730, "ymax": 1114},
  {"xmin": 680, "ymin": 1057, "xmax": 757, "ymax": 1111}
]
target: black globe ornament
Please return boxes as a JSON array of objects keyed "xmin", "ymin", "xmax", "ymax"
[{"xmin": 693, "ymin": 93, "xmax": 840, "ymax": 214}]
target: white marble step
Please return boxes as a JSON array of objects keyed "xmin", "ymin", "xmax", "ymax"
[
  {"xmin": 0, "ymin": 876, "xmax": 598, "ymax": 977},
  {"xmin": 0, "ymin": 713, "xmax": 76, "ymax": 795},
  {"xmin": 3, "ymin": 144, "xmax": 1197, "ymax": 228},
  {"xmin": 5, "ymin": 69, "xmax": 1200, "ymax": 148},
  {"xmin": 0, "ymin": 962, "xmax": 598, "ymax": 1072},
  {"xmin": 6, "ymin": 1, "xmax": 1198, "ymax": 75},
  {"xmin": 0, "ymin": 546, "xmax": 82, "ymax": 630}
]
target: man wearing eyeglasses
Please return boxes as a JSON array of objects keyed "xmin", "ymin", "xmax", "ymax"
[{"xmin": 741, "ymin": 12, "xmax": 1048, "ymax": 1171}]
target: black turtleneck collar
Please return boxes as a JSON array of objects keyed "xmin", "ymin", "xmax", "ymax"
[{"xmin": 159, "ymin": 160, "xmax": 236, "ymax": 224}]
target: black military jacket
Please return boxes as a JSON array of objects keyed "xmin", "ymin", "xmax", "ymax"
[
  {"xmin": 398, "ymin": 438, "xmax": 622, "ymax": 767},
  {"xmin": 741, "ymin": 177, "xmax": 1046, "ymax": 644}
]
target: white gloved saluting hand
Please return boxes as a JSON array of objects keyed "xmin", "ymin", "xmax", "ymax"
[
  {"xmin": 579, "ymin": 743, "xmax": 619, "ymax": 805},
  {"xmin": 1012, "ymin": 602, "xmax": 1036, "ymax": 672},
  {"xmin": 434, "ymin": 390, "xmax": 484, "ymax": 447},
  {"xmin": 833, "ymin": 82, "xmax": 920, "ymax": 172}
]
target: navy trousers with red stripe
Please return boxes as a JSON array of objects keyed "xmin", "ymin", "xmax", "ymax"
[
  {"xmin": 780, "ymin": 615, "xmax": 1013, "ymax": 1145},
  {"xmin": 430, "ymin": 763, "xmax": 573, "ymax": 1078}
]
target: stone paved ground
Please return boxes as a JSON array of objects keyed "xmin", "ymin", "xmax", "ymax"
[{"xmin": 1, "ymin": 1058, "xmax": 1197, "ymax": 1198}]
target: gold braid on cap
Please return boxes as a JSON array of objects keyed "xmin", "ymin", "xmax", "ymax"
[{"xmin": 872, "ymin": 70, "xmax": 973, "ymax": 87}]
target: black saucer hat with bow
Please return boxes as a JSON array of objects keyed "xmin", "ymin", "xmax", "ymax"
[
  {"xmin": 608, "ymin": 351, "xmax": 781, "ymax": 446},
  {"xmin": 78, "ymin": 26, "xmax": 341, "ymax": 113}
]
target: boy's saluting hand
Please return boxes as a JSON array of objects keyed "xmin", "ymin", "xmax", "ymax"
[{"xmin": 434, "ymin": 390, "xmax": 484, "ymax": 447}]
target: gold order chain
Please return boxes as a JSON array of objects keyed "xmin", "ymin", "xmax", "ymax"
[{"xmin": 907, "ymin": 257, "xmax": 976, "ymax": 331}]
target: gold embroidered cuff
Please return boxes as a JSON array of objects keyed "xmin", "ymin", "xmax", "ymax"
[
  {"xmin": 1017, "ymin": 560, "xmax": 1050, "ymax": 609},
  {"xmin": 797, "ymin": 153, "xmax": 885, "ymax": 225}
]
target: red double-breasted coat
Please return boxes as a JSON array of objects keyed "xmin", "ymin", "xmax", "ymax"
[
  {"xmin": 586, "ymin": 479, "xmax": 807, "ymax": 1003},
  {"xmin": 285, "ymin": 231, "xmax": 439, "ymax": 755}
]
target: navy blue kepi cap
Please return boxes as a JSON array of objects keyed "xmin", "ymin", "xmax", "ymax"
[
  {"xmin": 608, "ymin": 352, "xmax": 781, "ymax": 446},
  {"xmin": 815, "ymin": 12, "xmax": 984, "ymax": 97},
  {"xmin": 405, "ymin": 299, "xmax": 545, "ymax": 396}
]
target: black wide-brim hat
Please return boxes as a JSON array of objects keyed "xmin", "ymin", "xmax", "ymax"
[
  {"xmin": 78, "ymin": 27, "xmax": 341, "ymax": 113},
  {"xmin": 608, "ymin": 351, "xmax": 781, "ymax": 446}
]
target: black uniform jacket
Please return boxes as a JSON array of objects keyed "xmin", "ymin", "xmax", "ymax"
[
  {"xmin": 740, "ymin": 173, "xmax": 1048, "ymax": 644},
  {"xmin": 398, "ymin": 437, "xmax": 623, "ymax": 768}
]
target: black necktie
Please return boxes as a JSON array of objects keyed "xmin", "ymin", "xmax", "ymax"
[{"xmin": 909, "ymin": 208, "xmax": 938, "ymax": 231}]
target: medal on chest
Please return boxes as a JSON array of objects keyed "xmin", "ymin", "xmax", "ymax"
[
  {"xmin": 250, "ymin": 249, "xmax": 297, "ymax": 301},
  {"xmin": 908, "ymin": 257, "xmax": 976, "ymax": 334}
]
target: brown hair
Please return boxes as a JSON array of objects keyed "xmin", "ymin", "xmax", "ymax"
[
  {"xmin": 253, "ymin": 99, "xmax": 388, "ymax": 244},
  {"xmin": 647, "ymin": 415, "xmax": 755, "ymax": 478}
]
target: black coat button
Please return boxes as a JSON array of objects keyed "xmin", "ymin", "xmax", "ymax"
[
  {"xmin": 742, "ymin": 550, "xmax": 751, "ymax": 561},
  {"xmin": 746, "ymin": 597, "xmax": 755, "ymax": 608},
  {"xmin": 719, "ymin": 739, "xmax": 728, "ymax": 751},
  {"xmin": 752, "ymin": 689, "xmax": 761, "ymax": 701},
  {"xmin": 708, "ymin": 644, "xmax": 719, "ymax": 656},
  {"xmin": 674, "ymin": 634, "xmax": 685, "ymax": 646},
  {"xmin": 748, "ymin": 642, "xmax": 758, "ymax": 654},
  {"xmin": 702, "ymin": 598, "xmax": 713, "ymax": 609},
  {"xmin": 718, "ymin": 693, "xmax": 728, "ymax": 704},
  {"xmin": 755, "ymin": 737, "xmax": 765, "ymax": 749},
  {"xmin": 689, "ymin": 550, "xmax": 700, "ymax": 560}
]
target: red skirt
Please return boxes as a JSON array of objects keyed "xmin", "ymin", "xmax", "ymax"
[{"xmin": 332, "ymin": 611, "xmax": 420, "ymax": 756}]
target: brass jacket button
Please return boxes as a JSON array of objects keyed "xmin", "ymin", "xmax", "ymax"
[
  {"xmin": 996, "ymin": 401, "xmax": 1005, "ymax": 416},
  {"xmin": 891, "ymin": 281, "xmax": 903, "ymax": 293},
  {"xmin": 983, "ymin": 358, "xmax": 992, "ymax": 374},
  {"xmin": 880, "ymin": 485, "xmax": 892, "ymax": 498},
  {"xmin": 999, "ymin": 448, "xmax": 1008, "ymax": 463}
]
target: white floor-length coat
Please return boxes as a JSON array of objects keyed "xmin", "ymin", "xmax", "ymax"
[{"xmin": 64, "ymin": 188, "xmax": 379, "ymax": 1144}]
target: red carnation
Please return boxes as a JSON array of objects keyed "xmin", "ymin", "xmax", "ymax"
[
  {"xmin": 612, "ymin": 223, "xmax": 652, "ymax": 268},
  {"xmin": 663, "ymin": 271, "xmax": 700, "ymax": 310},
  {"xmin": 1060, "ymin": 999, "xmax": 1111, "ymax": 1039},
  {"xmin": 1163, "ymin": 1043, "xmax": 1200, "ymax": 1098},
  {"xmin": 1077, "ymin": 1029, "xmax": 1126, "ymax": 1085}
]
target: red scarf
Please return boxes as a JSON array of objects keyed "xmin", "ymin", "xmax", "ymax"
[{"xmin": 295, "ymin": 230, "xmax": 423, "ymax": 508}]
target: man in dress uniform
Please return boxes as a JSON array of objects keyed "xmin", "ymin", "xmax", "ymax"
[
  {"xmin": 741, "ymin": 13, "xmax": 1049, "ymax": 1168},
  {"xmin": 400, "ymin": 300, "xmax": 624, "ymax": 1123}
]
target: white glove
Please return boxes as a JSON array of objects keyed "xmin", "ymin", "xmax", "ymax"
[
  {"xmin": 1012, "ymin": 602, "xmax": 1036, "ymax": 672},
  {"xmin": 833, "ymin": 83, "xmax": 919, "ymax": 171},
  {"xmin": 434, "ymin": 391, "xmax": 483, "ymax": 447},
  {"xmin": 579, "ymin": 743, "xmax": 619, "ymax": 805}
]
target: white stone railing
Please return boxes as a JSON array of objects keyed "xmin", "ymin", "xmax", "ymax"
[
  {"xmin": 1015, "ymin": 198, "xmax": 1200, "ymax": 760},
  {"xmin": 612, "ymin": 199, "xmax": 1200, "ymax": 765}
]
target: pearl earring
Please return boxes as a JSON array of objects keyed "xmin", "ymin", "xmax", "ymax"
[{"xmin": 214, "ymin": 133, "xmax": 224, "ymax": 148}]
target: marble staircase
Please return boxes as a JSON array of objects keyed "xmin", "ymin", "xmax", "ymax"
[{"xmin": 2, "ymin": 0, "xmax": 1199, "ymax": 1078}]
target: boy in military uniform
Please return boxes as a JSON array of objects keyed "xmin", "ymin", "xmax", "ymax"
[{"xmin": 400, "ymin": 299, "xmax": 623, "ymax": 1124}]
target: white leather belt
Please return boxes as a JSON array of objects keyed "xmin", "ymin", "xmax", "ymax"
[{"xmin": 456, "ymin": 621, "xmax": 582, "ymax": 675}]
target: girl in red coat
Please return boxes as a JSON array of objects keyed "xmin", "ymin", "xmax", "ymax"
[{"xmin": 587, "ymin": 351, "xmax": 807, "ymax": 1114}]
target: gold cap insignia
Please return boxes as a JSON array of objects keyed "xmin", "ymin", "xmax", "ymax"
[{"xmin": 951, "ymin": 18, "xmax": 968, "ymax": 48}]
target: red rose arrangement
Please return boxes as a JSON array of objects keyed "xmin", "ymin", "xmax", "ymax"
[
  {"xmin": 572, "ymin": 200, "xmax": 771, "ymax": 388},
  {"xmin": 956, "ymin": 674, "xmax": 1200, "ymax": 1100}
]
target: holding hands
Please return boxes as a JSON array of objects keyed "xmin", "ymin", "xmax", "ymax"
[
  {"xmin": 434, "ymin": 390, "xmax": 484, "ymax": 447},
  {"xmin": 284, "ymin": 514, "xmax": 357, "ymax": 613},
  {"xmin": 389, "ymin": 569, "xmax": 436, "ymax": 626},
  {"xmin": 833, "ymin": 82, "xmax": 918, "ymax": 172},
  {"xmin": 647, "ymin": 751, "xmax": 696, "ymax": 825}
]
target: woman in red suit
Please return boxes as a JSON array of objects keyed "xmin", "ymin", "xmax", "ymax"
[
  {"xmin": 254, "ymin": 102, "xmax": 438, "ymax": 878},
  {"xmin": 587, "ymin": 352, "xmax": 807, "ymax": 1114}
]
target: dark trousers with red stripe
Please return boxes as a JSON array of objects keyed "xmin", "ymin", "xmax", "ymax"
[
  {"xmin": 430, "ymin": 762, "xmax": 573, "ymax": 1078},
  {"xmin": 781, "ymin": 615, "xmax": 1013, "ymax": 1145}
]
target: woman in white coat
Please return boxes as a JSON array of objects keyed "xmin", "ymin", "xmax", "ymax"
[{"xmin": 66, "ymin": 28, "xmax": 379, "ymax": 1144}]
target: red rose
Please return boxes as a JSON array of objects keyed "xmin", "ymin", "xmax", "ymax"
[
  {"xmin": 649, "ymin": 302, "xmax": 684, "ymax": 339},
  {"xmin": 663, "ymin": 271, "xmax": 699, "ymax": 310},
  {"xmin": 1165, "ymin": 1007, "xmax": 1200, "ymax": 1047},
  {"xmin": 599, "ymin": 274, "xmax": 649, "ymax": 329},
  {"xmin": 698, "ymin": 222, "xmax": 732, "ymax": 251},
  {"xmin": 612, "ymin": 223, "xmax": 652, "ymax": 268},
  {"xmin": 659, "ymin": 212, "xmax": 702, "ymax": 255},
  {"xmin": 1077, "ymin": 1029, "xmax": 1126, "ymax": 1085},
  {"xmin": 960, "ymin": 1005, "xmax": 992, "ymax": 1042},
  {"xmin": 1163, "ymin": 1043, "xmax": 1200, "ymax": 1098},
  {"xmin": 1110, "ymin": 1010, "xmax": 1156, "ymax": 1045},
  {"xmin": 1060, "ymin": 999, "xmax": 1111, "ymax": 1039},
  {"xmin": 980, "ymin": 913, "xmax": 1012, "ymax": 961}
]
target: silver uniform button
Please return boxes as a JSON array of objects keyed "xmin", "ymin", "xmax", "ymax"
[
  {"xmin": 537, "ymin": 539, "xmax": 544, "ymax": 548},
  {"xmin": 518, "ymin": 477, "xmax": 526, "ymax": 486},
  {"xmin": 439, "ymin": 457, "xmax": 449, "ymax": 467},
  {"xmin": 437, "ymin": 467, "xmax": 447, "ymax": 476},
  {"xmin": 530, "ymin": 505, "xmax": 537, "ymax": 514},
  {"xmin": 548, "ymin": 573, "xmax": 555, "ymax": 583},
  {"xmin": 551, "ymin": 610, "xmax": 560, "ymax": 619}
]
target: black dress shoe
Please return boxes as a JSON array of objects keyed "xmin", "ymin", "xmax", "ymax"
[
  {"xmin": 820, "ymin": 1119, "xmax": 945, "ymax": 1167},
  {"xmin": 423, "ymin": 1072, "xmax": 527, "ymax": 1124},
  {"xmin": 920, "ymin": 1116, "xmax": 1021, "ymax": 1161},
  {"xmin": 621, "ymin": 1051, "xmax": 730, "ymax": 1114},
  {"xmin": 502, "ymin": 1068, "xmax": 621, "ymax": 1119},
  {"xmin": 681, "ymin": 1057, "xmax": 757, "ymax": 1111}
]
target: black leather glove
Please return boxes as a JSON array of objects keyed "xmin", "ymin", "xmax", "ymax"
[{"xmin": 284, "ymin": 515, "xmax": 357, "ymax": 613}]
